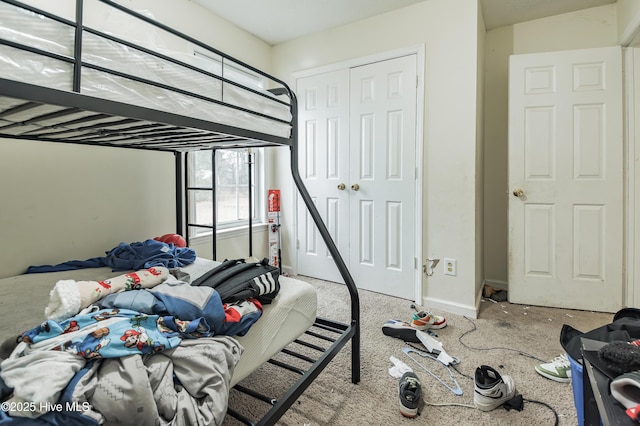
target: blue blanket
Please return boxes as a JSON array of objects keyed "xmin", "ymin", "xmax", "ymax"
[{"xmin": 26, "ymin": 240, "xmax": 197, "ymax": 273}]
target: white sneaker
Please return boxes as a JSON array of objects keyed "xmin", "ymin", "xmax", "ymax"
[
  {"xmin": 534, "ymin": 354, "xmax": 572, "ymax": 383},
  {"xmin": 474, "ymin": 365, "xmax": 517, "ymax": 411},
  {"xmin": 411, "ymin": 310, "xmax": 447, "ymax": 330}
]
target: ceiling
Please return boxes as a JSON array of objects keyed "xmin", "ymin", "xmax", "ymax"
[{"xmin": 193, "ymin": 0, "xmax": 616, "ymax": 45}]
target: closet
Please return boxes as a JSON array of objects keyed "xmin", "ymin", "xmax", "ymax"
[{"xmin": 296, "ymin": 54, "xmax": 419, "ymax": 300}]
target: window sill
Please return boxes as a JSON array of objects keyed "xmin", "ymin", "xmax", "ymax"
[{"xmin": 190, "ymin": 222, "xmax": 268, "ymax": 244}]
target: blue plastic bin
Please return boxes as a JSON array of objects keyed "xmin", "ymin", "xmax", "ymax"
[{"xmin": 568, "ymin": 354, "xmax": 584, "ymax": 426}]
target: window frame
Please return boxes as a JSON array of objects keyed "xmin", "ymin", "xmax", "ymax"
[{"xmin": 187, "ymin": 148, "xmax": 267, "ymax": 241}]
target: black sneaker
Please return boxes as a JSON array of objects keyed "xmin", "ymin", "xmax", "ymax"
[
  {"xmin": 382, "ymin": 319, "xmax": 421, "ymax": 343},
  {"xmin": 399, "ymin": 371, "xmax": 422, "ymax": 418}
]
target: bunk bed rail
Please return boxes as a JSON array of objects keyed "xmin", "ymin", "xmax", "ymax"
[
  {"xmin": 0, "ymin": 0, "xmax": 294, "ymax": 150},
  {"xmin": 289, "ymin": 92, "xmax": 361, "ymax": 386}
]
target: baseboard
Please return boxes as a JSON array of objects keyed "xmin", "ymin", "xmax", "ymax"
[
  {"xmin": 281, "ymin": 264, "xmax": 295, "ymax": 276},
  {"xmin": 422, "ymin": 295, "xmax": 479, "ymax": 319}
]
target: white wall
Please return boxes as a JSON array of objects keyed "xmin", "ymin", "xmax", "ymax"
[
  {"xmin": 0, "ymin": 0, "xmax": 273, "ymax": 277},
  {"xmin": 271, "ymin": 0, "xmax": 483, "ymax": 316},
  {"xmin": 617, "ymin": 0, "xmax": 640, "ymax": 45},
  {"xmin": 482, "ymin": 4, "xmax": 618, "ymax": 288},
  {"xmin": 513, "ymin": 4, "xmax": 617, "ymax": 54},
  {"xmin": 475, "ymin": 4, "xmax": 486, "ymax": 306},
  {"xmin": 482, "ymin": 25, "xmax": 513, "ymax": 289},
  {"xmin": 0, "ymin": 140, "xmax": 175, "ymax": 276}
]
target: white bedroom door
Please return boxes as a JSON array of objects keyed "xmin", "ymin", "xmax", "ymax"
[
  {"xmin": 297, "ymin": 54, "xmax": 418, "ymax": 300},
  {"xmin": 508, "ymin": 46, "xmax": 624, "ymax": 312}
]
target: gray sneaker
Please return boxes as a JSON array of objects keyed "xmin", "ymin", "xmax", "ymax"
[
  {"xmin": 534, "ymin": 354, "xmax": 572, "ymax": 383},
  {"xmin": 399, "ymin": 371, "xmax": 422, "ymax": 418},
  {"xmin": 474, "ymin": 365, "xmax": 516, "ymax": 411}
]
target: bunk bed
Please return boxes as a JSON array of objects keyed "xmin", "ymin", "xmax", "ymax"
[{"xmin": 0, "ymin": 0, "xmax": 361, "ymax": 425}]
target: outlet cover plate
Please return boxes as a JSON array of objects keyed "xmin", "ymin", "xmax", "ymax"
[{"xmin": 444, "ymin": 258, "xmax": 457, "ymax": 276}]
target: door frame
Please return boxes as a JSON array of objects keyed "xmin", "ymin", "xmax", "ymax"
[
  {"xmin": 292, "ymin": 44, "xmax": 426, "ymax": 302},
  {"xmin": 622, "ymin": 9, "xmax": 640, "ymax": 309},
  {"xmin": 626, "ymin": 47, "xmax": 639, "ymax": 308}
]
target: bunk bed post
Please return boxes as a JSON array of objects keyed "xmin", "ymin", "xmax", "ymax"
[
  {"xmin": 175, "ymin": 151, "xmax": 183, "ymax": 237},
  {"xmin": 288, "ymin": 93, "xmax": 361, "ymax": 385},
  {"xmin": 247, "ymin": 148, "xmax": 253, "ymax": 258},
  {"xmin": 72, "ymin": 0, "xmax": 83, "ymax": 92},
  {"xmin": 211, "ymin": 149, "xmax": 217, "ymax": 260}
]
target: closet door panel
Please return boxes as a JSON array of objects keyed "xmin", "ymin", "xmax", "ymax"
[
  {"xmin": 349, "ymin": 55, "xmax": 417, "ymax": 299},
  {"xmin": 296, "ymin": 69, "xmax": 350, "ymax": 283}
]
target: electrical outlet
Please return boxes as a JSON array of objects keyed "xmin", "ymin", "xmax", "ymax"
[{"xmin": 444, "ymin": 258, "xmax": 457, "ymax": 276}]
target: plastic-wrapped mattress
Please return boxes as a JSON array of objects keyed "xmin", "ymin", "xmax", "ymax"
[{"xmin": 0, "ymin": 1, "xmax": 292, "ymax": 138}]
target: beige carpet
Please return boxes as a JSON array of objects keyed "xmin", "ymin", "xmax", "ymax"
[{"xmin": 224, "ymin": 276, "xmax": 614, "ymax": 426}]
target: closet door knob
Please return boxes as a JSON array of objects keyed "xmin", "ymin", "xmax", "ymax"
[
  {"xmin": 512, "ymin": 188, "xmax": 524, "ymax": 197},
  {"xmin": 337, "ymin": 183, "xmax": 346, "ymax": 190},
  {"xmin": 351, "ymin": 183, "xmax": 360, "ymax": 191}
]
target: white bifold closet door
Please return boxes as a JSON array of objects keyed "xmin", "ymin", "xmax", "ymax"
[{"xmin": 296, "ymin": 54, "xmax": 418, "ymax": 300}]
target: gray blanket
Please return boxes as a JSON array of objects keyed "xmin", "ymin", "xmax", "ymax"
[
  {"xmin": 1, "ymin": 336, "xmax": 242, "ymax": 425},
  {"xmin": 74, "ymin": 336, "xmax": 243, "ymax": 425}
]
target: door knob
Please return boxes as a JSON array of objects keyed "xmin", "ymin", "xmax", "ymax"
[
  {"xmin": 337, "ymin": 183, "xmax": 346, "ymax": 190},
  {"xmin": 512, "ymin": 188, "xmax": 524, "ymax": 197},
  {"xmin": 351, "ymin": 183, "xmax": 360, "ymax": 191}
]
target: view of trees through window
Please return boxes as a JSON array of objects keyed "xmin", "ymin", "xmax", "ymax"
[{"xmin": 189, "ymin": 148, "xmax": 260, "ymax": 237}]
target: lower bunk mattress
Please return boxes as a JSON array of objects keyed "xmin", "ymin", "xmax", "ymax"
[
  {"xmin": 182, "ymin": 258, "xmax": 318, "ymax": 386},
  {"xmin": 0, "ymin": 257, "xmax": 317, "ymax": 423}
]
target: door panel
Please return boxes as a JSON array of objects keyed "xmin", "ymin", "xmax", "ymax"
[
  {"xmin": 296, "ymin": 69, "xmax": 350, "ymax": 283},
  {"xmin": 349, "ymin": 55, "xmax": 417, "ymax": 299},
  {"xmin": 508, "ymin": 47, "xmax": 623, "ymax": 312}
]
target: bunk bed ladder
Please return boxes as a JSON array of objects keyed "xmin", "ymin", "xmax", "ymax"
[{"xmin": 184, "ymin": 150, "xmax": 218, "ymax": 259}]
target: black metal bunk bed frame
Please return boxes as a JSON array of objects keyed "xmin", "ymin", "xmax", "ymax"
[{"xmin": 0, "ymin": 0, "xmax": 361, "ymax": 424}]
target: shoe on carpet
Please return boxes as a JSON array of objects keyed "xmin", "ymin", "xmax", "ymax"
[
  {"xmin": 474, "ymin": 365, "xmax": 516, "ymax": 411},
  {"xmin": 610, "ymin": 370, "xmax": 640, "ymax": 409},
  {"xmin": 410, "ymin": 310, "xmax": 447, "ymax": 330},
  {"xmin": 534, "ymin": 354, "xmax": 571, "ymax": 383},
  {"xmin": 399, "ymin": 371, "xmax": 422, "ymax": 418},
  {"xmin": 382, "ymin": 319, "xmax": 420, "ymax": 343}
]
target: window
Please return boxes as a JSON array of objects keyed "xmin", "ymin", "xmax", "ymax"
[{"xmin": 187, "ymin": 148, "xmax": 264, "ymax": 239}]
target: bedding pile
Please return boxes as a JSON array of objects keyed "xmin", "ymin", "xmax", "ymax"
[
  {"xmin": 0, "ymin": 260, "xmax": 280, "ymax": 425},
  {"xmin": 44, "ymin": 266, "xmax": 170, "ymax": 321},
  {"xmin": 25, "ymin": 239, "xmax": 197, "ymax": 274}
]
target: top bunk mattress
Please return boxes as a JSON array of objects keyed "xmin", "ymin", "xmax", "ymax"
[
  {"xmin": 0, "ymin": 257, "xmax": 317, "ymax": 386},
  {"xmin": 0, "ymin": 0, "xmax": 293, "ymax": 144}
]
